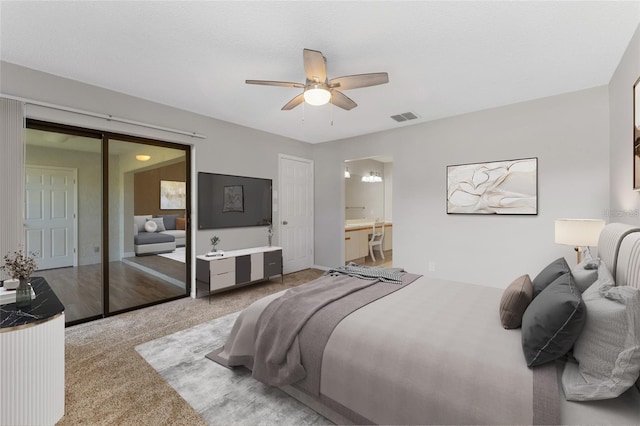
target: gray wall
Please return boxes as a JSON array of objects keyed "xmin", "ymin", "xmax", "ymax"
[
  {"xmin": 314, "ymin": 87, "xmax": 610, "ymax": 288},
  {"xmin": 609, "ymin": 24, "xmax": 640, "ymax": 224}
]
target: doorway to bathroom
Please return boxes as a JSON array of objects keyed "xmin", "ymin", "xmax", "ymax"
[{"xmin": 343, "ymin": 156, "xmax": 393, "ymax": 267}]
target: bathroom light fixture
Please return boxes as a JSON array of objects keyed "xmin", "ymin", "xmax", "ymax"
[
  {"xmin": 136, "ymin": 154, "xmax": 151, "ymax": 161},
  {"xmin": 344, "ymin": 167, "xmax": 351, "ymax": 178},
  {"xmin": 554, "ymin": 218, "xmax": 605, "ymax": 263},
  {"xmin": 304, "ymin": 84, "xmax": 331, "ymax": 106},
  {"xmin": 361, "ymin": 171, "xmax": 383, "ymax": 183}
]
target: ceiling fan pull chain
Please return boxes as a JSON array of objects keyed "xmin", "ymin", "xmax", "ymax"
[
  {"xmin": 302, "ymin": 100, "xmax": 305, "ymax": 125},
  {"xmin": 330, "ymin": 97, "xmax": 334, "ymax": 126}
]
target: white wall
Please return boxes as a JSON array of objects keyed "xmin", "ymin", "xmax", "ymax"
[
  {"xmin": 1, "ymin": 61, "xmax": 314, "ymax": 296},
  {"xmin": 609, "ymin": 24, "xmax": 640, "ymax": 224},
  {"xmin": 345, "ymin": 158, "xmax": 385, "ymax": 220},
  {"xmin": 314, "ymin": 87, "xmax": 610, "ymax": 288}
]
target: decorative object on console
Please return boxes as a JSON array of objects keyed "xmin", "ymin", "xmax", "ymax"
[
  {"xmin": 446, "ymin": 157, "xmax": 537, "ymax": 214},
  {"xmin": 160, "ymin": 180, "xmax": 186, "ymax": 210},
  {"xmin": 1, "ymin": 248, "xmax": 37, "ymax": 307},
  {"xmin": 554, "ymin": 218, "xmax": 605, "ymax": 263},
  {"xmin": 210, "ymin": 236, "xmax": 220, "ymax": 252},
  {"xmin": 634, "ymin": 75, "xmax": 640, "ymax": 190},
  {"xmin": 266, "ymin": 221, "xmax": 274, "ymax": 247}
]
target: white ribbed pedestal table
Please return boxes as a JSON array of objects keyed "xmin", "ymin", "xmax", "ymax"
[{"xmin": 0, "ymin": 278, "xmax": 65, "ymax": 426}]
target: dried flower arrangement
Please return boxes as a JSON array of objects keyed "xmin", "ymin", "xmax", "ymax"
[{"xmin": 1, "ymin": 248, "xmax": 38, "ymax": 280}]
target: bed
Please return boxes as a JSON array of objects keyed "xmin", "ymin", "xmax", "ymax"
[{"xmin": 208, "ymin": 223, "xmax": 640, "ymax": 425}]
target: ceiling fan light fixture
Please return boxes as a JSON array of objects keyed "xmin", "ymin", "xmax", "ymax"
[{"xmin": 304, "ymin": 86, "xmax": 331, "ymax": 106}]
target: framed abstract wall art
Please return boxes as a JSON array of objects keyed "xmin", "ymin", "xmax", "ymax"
[
  {"xmin": 447, "ymin": 157, "xmax": 538, "ymax": 215},
  {"xmin": 634, "ymin": 76, "xmax": 640, "ymax": 190},
  {"xmin": 160, "ymin": 180, "xmax": 186, "ymax": 210}
]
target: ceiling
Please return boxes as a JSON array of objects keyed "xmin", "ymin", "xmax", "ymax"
[{"xmin": 2, "ymin": 2, "xmax": 639, "ymax": 144}]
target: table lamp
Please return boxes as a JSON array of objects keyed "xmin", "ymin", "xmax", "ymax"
[{"xmin": 554, "ymin": 219, "xmax": 606, "ymax": 263}]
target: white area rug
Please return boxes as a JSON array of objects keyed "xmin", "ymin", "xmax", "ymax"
[
  {"xmin": 158, "ymin": 246, "xmax": 185, "ymax": 263},
  {"xmin": 135, "ymin": 312, "xmax": 328, "ymax": 425}
]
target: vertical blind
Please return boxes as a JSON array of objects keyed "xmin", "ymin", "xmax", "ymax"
[{"xmin": 0, "ymin": 97, "xmax": 25, "ymax": 279}]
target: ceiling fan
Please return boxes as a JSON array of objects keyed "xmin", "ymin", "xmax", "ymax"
[{"xmin": 246, "ymin": 48, "xmax": 389, "ymax": 111}]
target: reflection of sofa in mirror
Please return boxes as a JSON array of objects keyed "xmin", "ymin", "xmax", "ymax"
[{"xmin": 133, "ymin": 214, "xmax": 185, "ymax": 255}]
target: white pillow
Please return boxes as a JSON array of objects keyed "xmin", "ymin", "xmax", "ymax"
[
  {"xmin": 561, "ymin": 282, "xmax": 640, "ymax": 401},
  {"xmin": 144, "ymin": 220, "xmax": 158, "ymax": 232}
]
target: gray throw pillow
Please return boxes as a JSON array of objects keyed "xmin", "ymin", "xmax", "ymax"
[
  {"xmin": 521, "ymin": 272, "xmax": 586, "ymax": 367},
  {"xmin": 147, "ymin": 217, "xmax": 166, "ymax": 232},
  {"xmin": 499, "ymin": 275, "xmax": 533, "ymax": 329},
  {"xmin": 562, "ymin": 285, "xmax": 640, "ymax": 401},
  {"xmin": 532, "ymin": 257, "xmax": 570, "ymax": 298},
  {"xmin": 157, "ymin": 214, "xmax": 180, "ymax": 231}
]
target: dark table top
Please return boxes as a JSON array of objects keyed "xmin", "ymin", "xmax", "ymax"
[{"xmin": 0, "ymin": 277, "xmax": 65, "ymax": 329}]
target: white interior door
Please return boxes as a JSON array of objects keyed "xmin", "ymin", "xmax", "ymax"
[
  {"xmin": 25, "ymin": 166, "xmax": 77, "ymax": 270},
  {"xmin": 279, "ymin": 154, "xmax": 314, "ymax": 274}
]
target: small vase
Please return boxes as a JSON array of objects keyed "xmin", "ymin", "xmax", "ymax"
[
  {"xmin": 268, "ymin": 235, "xmax": 272, "ymax": 247},
  {"xmin": 15, "ymin": 278, "xmax": 32, "ymax": 308}
]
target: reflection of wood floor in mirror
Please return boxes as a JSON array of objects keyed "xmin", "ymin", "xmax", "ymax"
[
  {"xmin": 33, "ymin": 257, "xmax": 186, "ymax": 324},
  {"xmin": 350, "ymin": 250, "xmax": 393, "ymax": 269}
]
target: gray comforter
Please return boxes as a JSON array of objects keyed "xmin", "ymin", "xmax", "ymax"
[{"xmin": 209, "ymin": 276, "xmax": 560, "ymax": 425}]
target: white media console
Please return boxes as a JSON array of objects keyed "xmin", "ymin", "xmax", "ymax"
[{"xmin": 195, "ymin": 246, "xmax": 283, "ymax": 297}]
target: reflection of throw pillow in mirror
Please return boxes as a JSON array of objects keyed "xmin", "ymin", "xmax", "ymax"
[{"xmin": 144, "ymin": 220, "xmax": 158, "ymax": 232}]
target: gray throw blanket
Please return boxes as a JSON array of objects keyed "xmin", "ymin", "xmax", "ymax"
[
  {"xmin": 251, "ymin": 274, "xmax": 382, "ymax": 386},
  {"xmin": 325, "ymin": 262, "xmax": 405, "ymax": 283}
]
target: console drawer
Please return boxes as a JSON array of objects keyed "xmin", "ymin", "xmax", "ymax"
[{"xmin": 264, "ymin": 250, "xmax": 282, "ymax": 277}]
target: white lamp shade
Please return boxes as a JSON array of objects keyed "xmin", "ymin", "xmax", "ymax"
[
  {"xmin": 304, "ymin": 87, "xmax": 331, "ymax": 106},
  {"xmin": 554, "ymin": 219, "xmax": 605, "ymax": 247}
]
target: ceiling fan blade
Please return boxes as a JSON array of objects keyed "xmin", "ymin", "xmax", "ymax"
[
  {"xmin": 331, "ymin": 90, "xmax": 357, "ymax": 111},
  {"xmin": 281, "ymin": 93, "xmax": 305, "ymax": 110},
  {"xmin": 246, "ymin": 80, "xmax": 304, "ymax": 88},
  {"xmin": 329, "ymin": 72, "xmax": 389, "ymax": 90},
  {"xmin": 303, "ymin": 48, "xmax": 327, "ymax": 83}
]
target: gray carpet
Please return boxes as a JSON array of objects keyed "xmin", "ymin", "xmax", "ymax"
[{"xmin": 135, "ymin": 312, "xmax": 330, "ymax": 425}]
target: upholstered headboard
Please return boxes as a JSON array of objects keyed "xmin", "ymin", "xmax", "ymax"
[
  {"xmin": 597, "ymin": 223, "xmax": 640, "ymax": 280},
  {"xmin": 616, "ymin": 232, "xmax": 640, "ymax": 289}
]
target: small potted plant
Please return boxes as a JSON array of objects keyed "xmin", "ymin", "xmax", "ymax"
[{"xmin": 210, "ymin": 236, "xmax": 221, "ymax": 253}]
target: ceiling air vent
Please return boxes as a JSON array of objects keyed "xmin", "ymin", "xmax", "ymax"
[{"xmin": 391, "ymin": 112, "xmax": 418, "ymax": 123}]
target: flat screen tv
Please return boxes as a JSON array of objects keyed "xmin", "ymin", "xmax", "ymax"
[{"xmin": 198, "ymin": 172, "xmax": 272, "ymax": 229}]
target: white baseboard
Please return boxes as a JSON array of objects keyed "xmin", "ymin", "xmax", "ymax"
[{"xmin": 122, "ymin": 251, "xmax": 135, "ymax": 258}]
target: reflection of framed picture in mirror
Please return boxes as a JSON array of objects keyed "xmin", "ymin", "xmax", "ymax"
[
  {"xmin": 635, "ymin": 76, "xmax": 640, "ymax": 190},
  {"xmin": 160, "ymin": 180, "xmax": 186, "ymax": 210}
]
